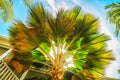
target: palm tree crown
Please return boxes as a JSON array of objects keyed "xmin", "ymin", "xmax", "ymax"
[{"xmin": 9, "ymin": 3, "xmax": 114, "ymax": 80}]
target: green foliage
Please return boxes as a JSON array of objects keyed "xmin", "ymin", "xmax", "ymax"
[
  {"xmin": 80, "ymin": 34, "xmax": 114, "ymax": 79},
  {"xmin": 0, "ymin": 0, "xmax": 14, "ymax": 22},
  {"xmin": 105, "ymin": 2, "xmax": 120, "ymax": 36},
  {"xmin": 32, "ymin": 50, "xmax": 46, "ymax": 61}
]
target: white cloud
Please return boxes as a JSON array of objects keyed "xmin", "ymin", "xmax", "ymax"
[
  {"xmin": 105, "ymin": 60, "xmax": 120, "ymax": 79},
  {"xmin": 46, "ymin": 0, "xmax": 69, "ymax": 12},
  {"xmin": 72, "ymin": 0, "xmax": 79, "ymax": 5},
  {"xmin": 46, "ymin": 0, "xmax": 57, "ymax": 11},
  {"xmin": 45, "ymin": 0, "xmax": 70, "ymax": 17},
  {"xmin": 58, "ymin": 0, "xmax": 69, "ymax": 10}
]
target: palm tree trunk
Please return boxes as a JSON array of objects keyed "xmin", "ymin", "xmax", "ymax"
[
  {"xmin": 51, "ymin": 66, "xmax": 64, "ymax": 80},
  {"xmin": 51, "ymin": 54, "xmax": 64, "ymax": 80}
]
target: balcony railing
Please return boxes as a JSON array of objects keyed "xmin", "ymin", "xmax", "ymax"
[{"xmin": 0, "ymin": 60, "xmax": 19, "ymax": 80}]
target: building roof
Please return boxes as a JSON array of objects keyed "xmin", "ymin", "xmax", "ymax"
[
  {"xmin": 0, "ymin": 36, "xmax": 11, "ymax": 56},
  {"xmin": 0, "ymin": 36, "xmax": 11, "ymax": 49}
]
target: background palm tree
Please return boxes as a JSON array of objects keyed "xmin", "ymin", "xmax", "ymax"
[
  {"xmin": 8, "ymin": 3, "xmax": 114, "ymax": 80},
  {"xmin": 0, "ymin": 0, "xmax": 33, "ymax": 22},
  {"xmin": 105, "ymin": 2, "xmax": 120, "ymax": 36}
]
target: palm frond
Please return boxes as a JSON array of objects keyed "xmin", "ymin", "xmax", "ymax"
[
  {"xmin": 22, "ymin": 0, "xmax": 33, "ymax": 7},
  {"xmin": 9, "ymin": 22, "xmax": 38, "ymax": 52},
  {"xmin": 27, "ymin": 3, "xmax": 49, "ymax": 27},
  {"xmin": 105, "ymin": 2, "xmax": 120, "ymax": 36},
  {"xmin": 0, "ymin": 0, "xmax": 14, "ymax": 22},
  {"xmin": 105, "ymin": 3, "xmax": 120, "ymax": 9}
]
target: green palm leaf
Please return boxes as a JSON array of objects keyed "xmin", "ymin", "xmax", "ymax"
[{"xmin": 105, "ymin": 2, "xmax": 120, "ymax": 36}]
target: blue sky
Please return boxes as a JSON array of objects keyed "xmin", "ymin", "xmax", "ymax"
[{"xmin": 0, "ymin": 0, "xmax": 120, "ymax": 79}]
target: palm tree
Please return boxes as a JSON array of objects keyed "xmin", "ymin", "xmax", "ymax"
[
  {"xmin": 0, "ymin": 0, "xmax": 33, "ymax": 22},
  {"xmin": 9, "ymin": 3, "xmax": 114, "ymax": 80},
  {"xmin": 0, "ymin": 0, "xmax": 14, "ymax": 22},
  {"xmin": 105, "ymin": 2, "xmax": 120, "ymax": 36}
]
